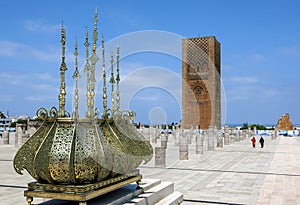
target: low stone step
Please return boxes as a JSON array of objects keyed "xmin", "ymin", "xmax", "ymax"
[
  {"xmin": 124, "ymin": 181, "xmax": 174, "ymax": 205},
  {"xmin": 155, "ymin": 191, "xmax": 183, "ymax": 205},
  {"xmin": 93, "ymin": 179, "xmax": 163, "ymax": 205}
]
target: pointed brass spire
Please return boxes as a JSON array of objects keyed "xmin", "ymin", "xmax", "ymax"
[
  {"xmin": 88, "ymin": 8, "xmax": 99, "ymax": 118},
  {"xmin": 102, "ymin": 34, "xmax": 107, "ymax": 118},
  {"xmin": 72, "ymin": 37, "xmax": 80, "ymax": 119},
  {"xmin": 58, "ymin": 23, "xmax": 67, "ymax": 117},
  {"xmin": 116, "ymin": 45, "xmax": 120, "ymax": 112},
  {"xmin": 109, "ymin": 51, "xmax": 115, "ymax": 114},
  {"xmin": 84, "ymin": 26, "xmax": 92, "ymax": 118}
]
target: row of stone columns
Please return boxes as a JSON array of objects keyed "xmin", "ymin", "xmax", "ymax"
[
  {"xmin": 0, "ymin": 123, "xmax": 33, "ymax": 146},
  {"xmin": 139, "ymin": 125, "xmax": 280, "ymax": 167}
]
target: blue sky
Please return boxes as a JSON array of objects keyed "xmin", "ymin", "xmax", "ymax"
[{"xmin": 0, "ymin": 0, "xmax": 300, "ymax": 125}]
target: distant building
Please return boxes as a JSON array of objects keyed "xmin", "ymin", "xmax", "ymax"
[
  {"xmin": 181, "ymin": 36, "xmax": 221, "ymax": 129},
  {"xmin": 0, "ymin": 118, "xmax": 12, "ymax": 136}
]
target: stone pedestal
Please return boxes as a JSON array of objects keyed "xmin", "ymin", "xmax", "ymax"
[
  {"xmin": 275, "ymin": 128, "xmax": 278, "ymax": 139},
  {"xmin": 224, "ymin": 127, "xmax": 229, "ymax": 145},
  {"xmin": 196, "ymin": 132, "xmax": 203, "ymax": 154},
  {"xmin": 239, "ymin": 130, "xmax": 243, "ymax": 141},
  {"xmin": 174, "ymin": 130, "xmax": 180, "ymax": 146},
  {"xmin": 235, "ymin": 130, "xmax": 240, "ymax": 142},
  {"xmin": 179, "ymin": 132, "xmax": 188, "ymax": 160},
  {"xmin": 151, "ymin": 127, "xmax": 158, "ymax": 144},
  {"xmin": 161, "ymin": 132, "xmax": 168, "ymax": 148},
  {"xmin": 217, "ymin": 130, "xmax": 223, "ymax": 148},
  {"xmin": 248, "ymin": 127, "xmax": 252, "ymax": 138},
  {"xmin": 3, "ymin": 130, "xmax": 9, "ymax": 144},
  {"xmin": 208, "ymin": 126, "xmax": 214, "ymax": 151},
  {"xmin": 187, "ymin": 129, "xmax": 192, "ymax": 144},
  {"xmin": 155, "ymin": 147, "xmax": 166, "ymax": 167}
]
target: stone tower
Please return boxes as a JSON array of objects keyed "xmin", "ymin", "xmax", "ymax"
[{"xmin": 181, "ymin": 36, "xmax": 221, "ymax": 129}]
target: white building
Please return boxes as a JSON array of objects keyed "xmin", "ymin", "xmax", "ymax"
[{"xmin": 0, "ymin": 118, "xmax": 12, "ymax": 136}]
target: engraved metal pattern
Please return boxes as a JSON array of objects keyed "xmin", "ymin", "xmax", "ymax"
[
  {"xmin": 34, "ymin": 121, "xmax": 57, "ymax": 184},
  {"xmin": 74, "ymin": 123, "xmax": 98, "ymax": 183},
  {"xmin": 13, "ymin": 121, "xmax": 52, "ymax": 179},
  {"xmin": 115, "ymin": 118, "xmax": 153, "ymax": 163},
  {"xmin": 49, "ymin": 123, "xmax": 75, "ymax": 183}
]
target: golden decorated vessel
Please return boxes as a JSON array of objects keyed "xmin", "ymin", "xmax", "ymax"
[{"xmin": 13, "ymin": 8, "xmax": 153, "ymax": 205}]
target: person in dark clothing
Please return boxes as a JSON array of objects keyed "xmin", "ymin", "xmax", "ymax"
[{"xmin": 259, "ymin": 137, "xmax": 264, "ymax": 148}]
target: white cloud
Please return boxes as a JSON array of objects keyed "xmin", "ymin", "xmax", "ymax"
[
  {"xmin": 0, "ymin": 40, "xmax": 60, "ymax": 61},
  {"xmin": 23, "ymin": 20, "xmax": 60, "ymax": 33},
  {"xmin": 250, "ymin": 53, "xmax": 265, "ymax": 62},
  {"xmin": 229, "ymin": 76, "xmax": 259, "ymax": 83},
  {"xmin": 277, "ymin": 46, "xmax": 300, "ymax": 58}
]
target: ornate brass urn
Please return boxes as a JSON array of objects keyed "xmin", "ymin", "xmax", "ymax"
[{"xmin": 13, "ymin": 9, "xmax": 153, "ymax": 186}]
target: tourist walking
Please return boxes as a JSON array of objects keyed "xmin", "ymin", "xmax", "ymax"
[
  {"xmin": 251, "ymin": 136, "xmax": 256, "ymax": 148},
  {"xmin": 259, "ymin": 137, "xmax": 264, "ymax": 148}
]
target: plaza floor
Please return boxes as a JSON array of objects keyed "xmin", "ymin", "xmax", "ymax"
[{"xmin": 0, "ymin": 135, "xmax": 300, "ymax": 205}]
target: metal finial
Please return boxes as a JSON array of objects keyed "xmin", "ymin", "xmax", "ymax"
[
  {"xmin": 92, "ymin": 8, "xmax": 99, "ymax": 53},
  {"xmin": 89, "ymin": 10, "xmax": 99, "ymax": 118},
  {"xmin": 84, "ymin": 26, "xmax": 92, "ymax": 118},
  {"xmin": 102, "ymin": 35, "xmax": 107, "ymax": 118},
  {"xmin": 72, "ymin": 37, "xmax": 80, "ymax": 119},
  {"xmin": 109, "ymin": 51, "xmax": 115, "ymax": 115},
  {"xmin": 116, "ymin": 44, "xmax": 120, "ymax": 112},
  {"xmin": 58, "ymin": 23, "xmax": 67, "ymax": 117}
]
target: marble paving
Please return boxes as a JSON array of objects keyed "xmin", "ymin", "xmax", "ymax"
[{"xmin": 0, "ymin": 135, "xmax": 299, "ymax": 204}]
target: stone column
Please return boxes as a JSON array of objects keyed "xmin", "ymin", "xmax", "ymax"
[
  {"xmin": 271, "ymin": 131, "xmax": 274, "ymax": 140},
  {"xmin": 248, "ymin": 127, "xmax": 252, "ymax": 138},
  {"xmin": 15, "ymin": 124, "xmax": 23, "ymax": 147},
  {"xmin": 239, "ymin": 130, "xmax": 243, "ymax": 141},
  {"xmin": 179, "ymin": 130, "xmax": 188, "ymax": 160},
  {"xmin": 275, "ymin": 127, "xmax": 278, "ymax": 139},
  {"xmin": 196, "ymin": 131, "xmax": 204, "ymax": 154},
  {"xmin": 175, "ymin": 130, "xmax": 180, "ymax": 146},
  {"xmin": 3, "ymin": 130, "xmax": 9, "ymax": 144},
  {"xmin": 228, "ymin": 128, "xmax": 235, "ymax": 144},
  {"xmin": 235, "ymin": 129, "xmax": 240, "ymax": 142},
  {"xmin": 187, "ymin": 128, "xmax": 192, "ymax": 144},
  {"xmin": 208, "ymin": 126, "xmax": 214, "ymax": 151},
  {"xmin": 147, "ymin": 126, "xmax": 151, "ymax": 141},
  {"xmin": 224, "ymin": 126, "xmax": 229, "ymax": 145},
  {"xmin": 254, "ymin": 127, "xmax": 257, "ymax": 136},
  {"xmin": 161, "ymin": 131, "xmax": 168, "ymax": 148},
  {"xmin": 9, "ymin": 132, "xmax": 15, "ymax": 145},
  {"xmin": 155, "ymin": 147, "xmax": 166, "ymax": 167},
  {"xmin": 152, "ymin": 127, "xmax": 158, "ymax": 144},
  {"xmin": 217, "ymin": 130, "xmax": 223, "ymax": 148}
]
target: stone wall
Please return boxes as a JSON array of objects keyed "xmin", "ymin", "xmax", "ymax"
[{"xmin": 277, "ymin": 113, "xmax": 293, "ymax": 130}]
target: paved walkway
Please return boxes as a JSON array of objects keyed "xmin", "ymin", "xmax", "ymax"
[
  {"xmin": 139, "ymin": 136, "xmax": 300, "ymax": 205},
  {"xmin": 0, "ymin": 136, "xmax": 299, "ymax": 204}
]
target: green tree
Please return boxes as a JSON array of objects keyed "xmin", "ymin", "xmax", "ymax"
[{"xmin": 0, "ymin": 111, "xmax": 6, "ymax": 118}]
